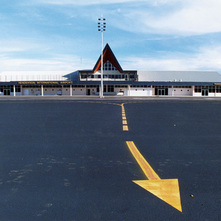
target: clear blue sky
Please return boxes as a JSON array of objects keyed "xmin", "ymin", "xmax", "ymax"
[{"xmin": 1, "ymin": 0, "xmax": 221, "ymax": 73}]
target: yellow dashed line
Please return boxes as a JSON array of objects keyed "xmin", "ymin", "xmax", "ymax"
[
  {"xmin": 122, "ymin": 120, "xmax": 127, "ymax": 125},
  {"xmin": 123, "ymin": 125, "xmax": 129, "ymax": 131},
  {"xmin": 121, "ymin": 104, "xmax": 129, "ymax": 131}
]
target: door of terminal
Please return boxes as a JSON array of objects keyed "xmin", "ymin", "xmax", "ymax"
[
  {"xmin": 87, "ymin": 89, "xmax": 91, "ymax": 95},
  {"xmin": 158, "ymin": 89, "xmax": 165, "ymax": 96},
  {"xmin": 3, "ymin": 89, "xmax": 10, "ymax": 96},
  {"xmin": 202, "ymin": 89, "xmax": 209, "ymax": 96},
  {"xmin": 155, "ymin": 88, "xmax": 168, "ymax": 96}
]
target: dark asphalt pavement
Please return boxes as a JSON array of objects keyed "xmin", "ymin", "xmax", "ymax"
[{"xmin": 0, "ymin": 99, "xmax": 220, "ymax": 220}]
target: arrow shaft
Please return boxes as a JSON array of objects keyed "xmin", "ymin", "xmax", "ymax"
[{"xmin": 126, "ymin": 141, "xmax": 160, "ymax": 180}]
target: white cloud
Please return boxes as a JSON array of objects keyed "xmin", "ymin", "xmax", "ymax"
[
  {"xmin": 0, "ymin": 54, "xmax": 93, "ymax": 72},
  {"xmin": 121, "ymin": 45, "xmax": 221, "ymax": 72},
  {"xmin": 36, "ymin": 0, "xmax": 147, "ymax": 5},
  {"xmin": 27, "ymin": 0, "xmax": 221, "ymax": 35},
  {"xmin": 1, "ymin": 0, "xmax": 221, "ymax": 74},
  {"xmin": 37, "ymin": 0, "xmax": 185, "ymax": 6},
  {"xmin": 1, "ymin": 44, "xmax": 221, "ymax": 74},
  {"xmin": 106, "ymin": 0, "xmax": 221, "ymax": 36},
  {"xmin": 147, "ymin": 0, "xmax": 221, "ymax": 35},
  {"xmin": 0, "ymin": 40, "xmax": 40, "ymax": 53}
]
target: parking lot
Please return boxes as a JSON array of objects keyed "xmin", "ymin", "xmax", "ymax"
[{"xmin": 0, "ymin": 98, "xmax": 220, "ymax": 220}]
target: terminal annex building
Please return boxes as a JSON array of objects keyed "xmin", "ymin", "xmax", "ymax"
[{"xmin": 1, "ymin": 44, "xmax": 221, "ymax": 97}]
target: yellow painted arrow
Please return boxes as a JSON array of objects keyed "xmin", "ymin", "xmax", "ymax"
[{"xmin": 126, "ymin": 141, "xmax": 182, "ymax": 212}]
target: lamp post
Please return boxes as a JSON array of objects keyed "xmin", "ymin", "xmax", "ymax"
[{"xmin": 98, "ymin": 17, "xmax": 106, "ymax": 98}]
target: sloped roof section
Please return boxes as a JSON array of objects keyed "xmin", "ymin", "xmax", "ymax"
[{"xmin": 93, "ymin": 44, "xmax": 123, "ymax": 73}]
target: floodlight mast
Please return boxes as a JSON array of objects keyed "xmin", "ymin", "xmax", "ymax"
[{"xmin": 98, "ymin": 17, "xmax": 106, "ymax": 98}]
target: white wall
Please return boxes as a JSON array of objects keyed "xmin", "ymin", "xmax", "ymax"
[
  {"xmin": 72, "ymin": 88, "xmax": 86, "ymax": 95},
  {"xmin": 171, "ymin": 88, "xmax": 193, "ymax": 96},
  {"xmin": 22, "ymin": 88, "xmax": 40, "ymax": 95},
  {"xmin": 62, "ymin": 87, "xmax": 70, "ymax": 96},
  {"xmin": 22, "ymin": 87, "xmax": 62, "ymax": 96},
  {"xmin": 21, "ymin": 87, "xmax": 88, "ymax": 96},
  {"xmin": 129, "ymin": 88, "xmax": 152, "ymax": 96}
]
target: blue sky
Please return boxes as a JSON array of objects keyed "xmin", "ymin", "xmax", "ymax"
[{"xmin": 1, "ymin": 0, "xmax": 221, "ymax": 73}]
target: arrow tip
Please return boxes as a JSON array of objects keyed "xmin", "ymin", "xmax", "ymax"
[{"xmin": 133, "ymin": 179, "xmax": 182, "ymax": 212}]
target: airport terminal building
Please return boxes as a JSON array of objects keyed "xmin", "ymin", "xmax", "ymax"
[{"xmin": 1, "ymin": 44, "xmax": 221, "ymax": 97}]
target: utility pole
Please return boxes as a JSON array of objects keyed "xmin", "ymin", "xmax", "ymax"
[{"xmin": 98, "ymin": 17, "xmax": 106, "ymax": 98}]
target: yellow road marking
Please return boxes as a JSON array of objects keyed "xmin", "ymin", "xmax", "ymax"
[
  {"xmin": 122, "ymin": 120, "xmax": 127, "ymax": 125},
  {"xmin": 121, "ymin": 104, "xmax": 129, "ymax": 131},
  {"xmin": 126, "ymin": 141, "xmax": 160, "ymax": 180},
  {"xmin": 123, "ymin": 125, "xmax": 129, "ymax": 131},
  {"xmin": 126, "ymin": 141, "xmax": 182, "ymax": 212}
]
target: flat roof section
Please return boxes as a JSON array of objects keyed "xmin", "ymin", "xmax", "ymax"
[{"xmin": 138, "ymin": 71, "xmax": 221, "ymax": 82}]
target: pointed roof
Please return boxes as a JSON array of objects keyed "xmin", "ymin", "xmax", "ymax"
[{"xmin": 93, "ymin": 44, "xmax": 123, "ymax": 73}]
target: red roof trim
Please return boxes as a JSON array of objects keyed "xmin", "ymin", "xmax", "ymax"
[{"xmin": 93, "ymin": 44, "xmax": 123, "ymax": 73}]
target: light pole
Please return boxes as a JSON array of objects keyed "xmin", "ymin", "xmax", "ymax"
[{"xmin": 98, "ymin": 17, "xmax": 106, "ymax": 98}]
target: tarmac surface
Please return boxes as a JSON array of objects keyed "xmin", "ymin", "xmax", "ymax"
[{"xmin": 0, "ymin": 97, "xmax": 220, "ymax": 220}]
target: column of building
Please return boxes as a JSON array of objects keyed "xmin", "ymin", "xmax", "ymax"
[
  {"xmin": 41, "ymin": 85, "xmax": 44, "ymax": 96},
  {"xmin": 13, "ymin": 85, "xmax": 16, "ymax": 96}
]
